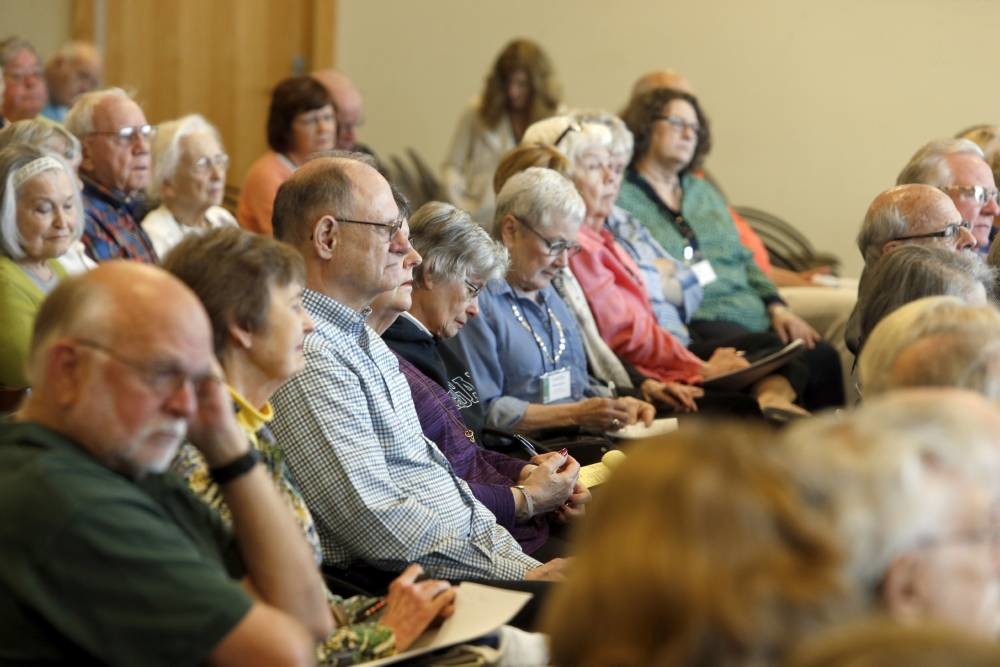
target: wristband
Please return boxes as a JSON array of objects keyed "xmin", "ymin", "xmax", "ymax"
[
  {"xmin": 514, "ymin": 485, "xmax": 534, "ymax": 520},
  {"xmin": 209, "ymin": 449, "xmax": 262, "ymax": 485}
]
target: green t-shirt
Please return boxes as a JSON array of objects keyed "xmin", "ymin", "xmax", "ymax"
[{"xmin": 0, "ymin": 421, "xmax": 253, "ymax": 666}]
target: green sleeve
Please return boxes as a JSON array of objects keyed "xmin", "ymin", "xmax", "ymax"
[
  {"xmin": 0, "ymin": 269, "xmax": 39, "ymax": 388},
  {"xmin": 14, "ymin": 497, "xmax": 253, "ymax": 666}
]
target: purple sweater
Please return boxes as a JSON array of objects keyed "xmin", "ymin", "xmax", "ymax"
[{"xmin": 394, "ymin": 353, "xmax": 549, "ymax": 554}]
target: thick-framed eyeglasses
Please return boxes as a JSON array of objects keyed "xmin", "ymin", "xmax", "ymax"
[
  {"xmin": 516, "ymin": 217, "xmax": 582, "ymax": 257},
  {"xmin": 654, "ymin": 115, "xmax": 701, "ymax": 135},
  {"xmin": 190, "ymin": 153, "xmax": 230, "ymax": 175},
  {"xmin": 464, "ymin": 279, "xmax": 483, "ymax": 299},
  {"xmin": 89, "ymin": 124, "xmax": 156, "ymax": 145},
  {"xmin": 892, "ymin": 220, "xmax": 972, "ymax": 242},
  {"xmin": 73, "ymin": 338, "xmax": 218, "ymax": 398},
  {"xmin": 940, "ymin": 185, "xmax": 1000, "ymax": 206},
  {"xmin": 337, "ymin": 216, "xmax": 403, "ymax": 239}
]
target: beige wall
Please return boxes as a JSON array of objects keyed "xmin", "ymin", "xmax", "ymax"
[
  {"xmin": 338, "ymin": 0, "xmax": 1000, "ymax": 276},
  {"xmin": 3, "ymin": 0, "xmax": 72, "ymax": 59}
]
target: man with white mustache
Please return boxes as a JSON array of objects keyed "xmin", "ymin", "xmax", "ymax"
[{"xmin": 0, "ymin": 262, "xmax": 331, "ymax": 665}]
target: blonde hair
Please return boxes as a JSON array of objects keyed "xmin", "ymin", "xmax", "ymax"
[{"xmin": 544, "ymin": 422, "xmax": 848, "ymax": 667}]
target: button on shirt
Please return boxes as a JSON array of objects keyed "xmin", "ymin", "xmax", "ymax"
[
  {"xmin": 447, "ymin": 279, "xmax": 596, "ymax": 431},
  {"xmin": 269, "ymin": 289, "xmax": 539, "ymax": 581}
]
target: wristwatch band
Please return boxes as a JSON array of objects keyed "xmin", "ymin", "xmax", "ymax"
[
  {"xmin": 209, "ymin": 449, "xmax": 262, "ymax": 485},
  {"xmin": 514, "ymin": 484, "xmax": 534, "ymax": 520}
]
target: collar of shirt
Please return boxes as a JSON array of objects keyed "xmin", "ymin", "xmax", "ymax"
[
  {"xmin": 399, "ymin": 310, "xmax": 434, "ymax": 338},
  {"xmin": 80, "ymin": 172, "xmax": 145, "ymax": 209},
  {"xmin": 228, "ymin": 385, "xmax": 273, "ymax": 442},
  {"xmin": 303, "ymin": 288, "xmax": 371, "ymax": 338}
]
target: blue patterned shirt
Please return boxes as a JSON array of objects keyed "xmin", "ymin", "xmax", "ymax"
[
  {"xmin": 80, "ymin": 175, "xmax": 157, "ymax": 263},
  {"xmin": 270, "ymin": 289, "xmax": 539, "ymax": 581}
]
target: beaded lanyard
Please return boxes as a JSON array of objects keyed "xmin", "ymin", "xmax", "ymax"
[{"xmin": 509, "ymin": 297, "xmax": 566, "ymax": 369}]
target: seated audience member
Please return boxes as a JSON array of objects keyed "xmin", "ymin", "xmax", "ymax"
[
  {"xmin": 0, "ymin": 116, "xmax": 93, "ymax": 274},
  {"xmin": 65, "ymin": 88, "xmax": 157, "ymax": 262},
  {"xmin": 442, "ymin": 39, "xmax": 561, "ymax": 224},
  {"xmin": 957, "ymin": 125, "xmax": 1000, "ymax": 200},
  {"xmin": 312, "ymin": 69, "xmax": 371, "ymax": 156},
  {"xmin": 786, "ymin": 619, "xmax": 1000, "ymax": 667},
  {"xmin": 0, "ymin": 38, "xmax": 47, "ymax": 123},
  {"xmin": 543, "ymin": 422, "xmax": 850, "ymax": 666},
  {"xmin": 382, "ymin": 201, "xmax": 503, "ymax": 433},
  {"xmin": 41, "ymin": 41, "xmax": 101, "ymax": 123},
  {"xmin": 987, "ymin": 234, "xmax": 1000, "ymax": 294},
  {"xmin": 897, "ymin": 138, "xmax": 999, "ymax": 253},
  {"xmin": 163, "ymin": 227, "xmax": 455, "ymax": 663},
  {"xmin": 619, "ymin": 87, "xmax": 844, "ymax": 408},
  {"xmin": 450, "ymin": 167, "xmax": 655, "ymax": 433},
  {"xmin": 0, "ymin": 145, "xmax": 81, "ymax": 389},
  {"xmin": 0, "ymin": 262, "xmax": 331, "ymax": 665},
  {"xmin": 237, "ymin": 76, "xmax": 335, "ymax": 235},
  {"xmin": 527, "ymin": 112, "xmax": 820, "ymax": 415},
  {"xmin": 858, "ymin": 297, "xmax": 1000, "ymax": 399},
  {"xmin": 269, "ymin": 154, "xmax": 561, "ymax": 581},
  {"xmin": 846, "ymin": 183, "xmax": 976, "ymax": 353},
  {"xmin": 855, "ymin": 244, "xmax": 993, "ymax": 351},
  {"xmin": 143, "ymin": 114, "xmax": 236, "ymax": 257},
  {"xmin": 373, "ymin": 202, "xmax": 588, "ymax": 558},
  {"xmin": 781, "ymin": 389, "xmax": 1000, "ymax": 637}
]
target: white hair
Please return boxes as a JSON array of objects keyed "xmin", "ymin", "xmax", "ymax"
[
  {"xmin": 0, "ymin": 117, "xmax": 82, "ymax": 162},
  {"xmin": 64, "ymin": 87, "xmax": 132, "ymax": 138},
  {"xmin": 781, "ymin": 390, "xmax": 1000, "ymax": 601},
  {"xmin": 493, "ymin": 166, "xmax": 585, "ymax": 239},
  {"xmin": 149, "ymin": 114, "xmax": 223, "ymax": 197},
  {"xmin": 571, "ymin": 108, "xmax": 634, "ymax": 157},
  {"xmin": 0, "ymin": 144, "xmax": 84, "ymax": 260},
  {"xmin": 409, "ymin": 201, "xmax": 508, "ymax": 284},
  {"xmin": 858, "ymin": 296, "xmax": 1000, "ymax": 398},
  {"xmin": 521, "ymin": 115, "xmax": 612, "ymax": 176},
  {"xmin": 897, "ymin": 138, "xmax": 986, "ymax": 187}
]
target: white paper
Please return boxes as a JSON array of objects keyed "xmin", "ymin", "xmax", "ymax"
[
  {"xmin": 607, "ymin": 417, "xmax": 679, "ymax": 440},
  {"xmin": 358, "ymin": 582, "xmax": 533, "ymax": 666}
]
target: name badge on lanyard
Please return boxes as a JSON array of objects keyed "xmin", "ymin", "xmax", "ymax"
[
  {"xmin": 541, "ymin": 367, "xmax": 572, "ymax": 403},
  {"xmin": 691, "ymin": 259, "xmax": 717, "ymax": 286}
]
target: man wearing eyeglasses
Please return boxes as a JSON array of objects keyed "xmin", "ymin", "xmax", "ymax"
[
  {"xmin": 847, "ymin": 184, "xmax": 976, "ymax": 355},
  {"xmin": 0, "ymin": 37, "xmax": 48, "ymax": 123},
  {"xmin": 898, "ymin": 138, "xmax": 1000, "ymax": 253},
  {"xmin": 269, "ymin": 154, "xmax": 563, "ymax": 584},
  {"xmin": 0, "ymin": 262, "xmax": 331, "ymax": 665},
  {"xmin": 65, "ymin": 88, "xmax": 158, "ymax": 263}
]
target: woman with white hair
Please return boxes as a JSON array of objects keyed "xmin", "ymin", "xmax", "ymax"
[
  {"xmin": 449, "ymin": 167, "xmax": 655, "ymax": 433},
  {"xmin": 141, "ymin": 114, "xmax": 236, "ymax": 258},
  {"xmin": 0, "ymin": 144, "xmax": 83, "ymax": 388},
  {"xmin": 0, "ymin": 116, "xmax": 93, "ymax": 274}
]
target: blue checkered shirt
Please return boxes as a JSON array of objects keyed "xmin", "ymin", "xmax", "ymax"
[{"xmin": 270, "ymin": 289, "xmax": 539, "ymax": 581}]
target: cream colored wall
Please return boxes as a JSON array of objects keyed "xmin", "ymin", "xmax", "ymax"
[
  {"xmin": 338, "ymin": 0, "xmax": 1000, "ymax": 276},
  {"xmin": 3, "ymin": 0, "xmax": 72, "ymax": 59}
]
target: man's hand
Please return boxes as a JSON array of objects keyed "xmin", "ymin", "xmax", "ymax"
[
  {"xmin": 701, "ymin": 347, "xmax": 750, "ymax": 379},
  {"xmin": 521, "ymin": 451, "xmax": 578, "ymax": 515},
  {"xmin": 571, "ymin": 397, "xmax": 632, "ymax": 430},
  {"xmin": 525, "ymin": 558, "xmax": 570, "ymax": 582},
  {"xmin": 379, "ymin": 564, "xmax": 456, "ymax": 652},
  {"xmin": 769, "ymin": 305, "xmax": 821, "ymax": 349},
  {"xmin": 618, "ymin": 396, "xmax": 655, "ymax": 427},
  {"xmin": 187, "ymin": 364, "xmax": 248, "ymax": 467},
  {"xmin": 641, "ymin": 379, "xmax": 702, "ymax": 412}
]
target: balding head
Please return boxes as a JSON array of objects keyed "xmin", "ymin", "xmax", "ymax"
[
  {"xmin": 22, "ymin": 262, "xmax": 214, "ymax": 477},
  {"xmin": 312, "ymin": 69, "xmax": 363, "ymax": 150},
  {"xmin": 630, "ymin": 69, "xmax": 694, "ymax": 98},
  {"xmin": 856, "ymin": 184, "xmax": 973, "ymax": 266}
]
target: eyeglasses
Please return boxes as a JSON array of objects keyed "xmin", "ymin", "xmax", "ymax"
[
  {"xmin": 337, "ymin": 216, "xmax": 403, "ymax": 240},
  {"xmin": 295, "ymin": 110, "xmax": 336, "ymax": 128},
  {"xmin": 516, "ymin": 217, "xmax": 582, "ymax": 257},
  {"xmin": 940, "ymin": 185, "xmax": 1000, "ymax": 206},
  {"xmin": 190, "ymin": 153, "xmax": 230, "ymax": 175},
  {"xmin": 74, "ymin": 338, "xmax": 218, "ymax": 398},
  {"xmin": 554, "ymin": 122, "xmax": 582, "ymax": 147},
  {"xmin": 89, "ymin": 124, "xmax": 156, "ymax": 145},
  {"xmin": 4, "ymin": 67, "xmax": 43, "ymax": 84},
  {"xmin": 464, "ymin": 279, "xmax": 483, "ymax": 299},
  {"xmin": 654, "ymin": 115, "xmax": 701, "ymax": 135},
  {"xmin": 892, "ymin": 220, "xmax": 973, "ymax": 242}
]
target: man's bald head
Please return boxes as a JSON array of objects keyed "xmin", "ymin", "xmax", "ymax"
[
  {"xmin": 312, "ymin": 69, "xmax": 363, "ymax": 150},
  {"xmin": 630, "ymin": 69, "xmax": 694, "ymax": 98},
  {"xmin": 856, "ymin": 184, "xmax": 970, "ymax": 265}
]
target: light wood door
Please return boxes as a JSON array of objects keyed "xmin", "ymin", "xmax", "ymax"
[{"xmin": 73, "ymin": 0, "xmax": 337, "ymax": 187}]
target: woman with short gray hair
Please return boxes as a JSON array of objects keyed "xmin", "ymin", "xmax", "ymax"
[{"xmin": 141, "ymin": 114, "xmax": 236, "ymax": 258}]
